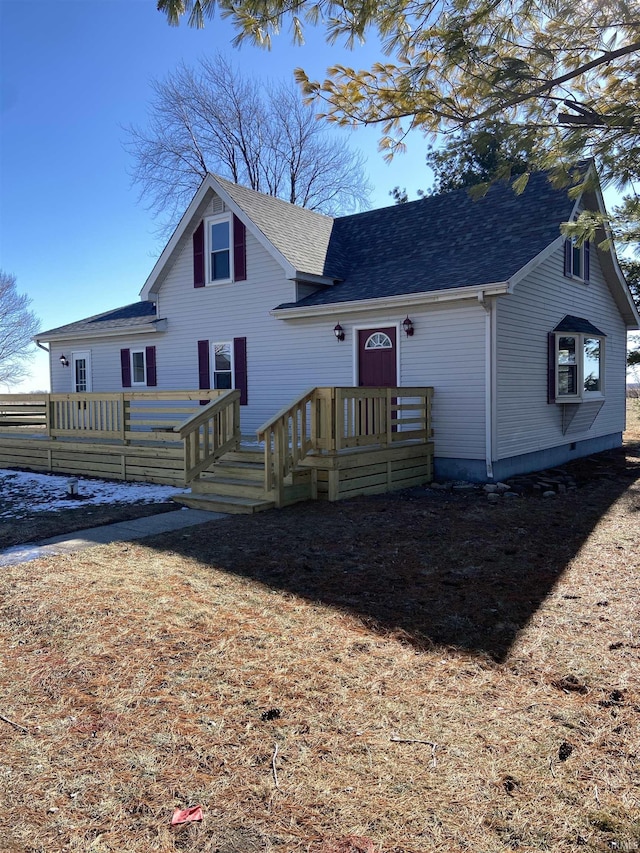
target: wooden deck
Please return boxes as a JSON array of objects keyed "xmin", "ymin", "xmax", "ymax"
[{"xmin": 0, "ymin": 387, "xmax": 434, "ymax": 511}]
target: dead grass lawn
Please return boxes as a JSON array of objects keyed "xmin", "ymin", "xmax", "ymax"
[{"xmin": 1, "ymin": 403, "xmax": 639, "ymax": 852}]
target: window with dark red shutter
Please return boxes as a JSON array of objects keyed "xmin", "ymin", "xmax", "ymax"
[
  {"xmin": 120, "ymin": 349, "xmax": 131, "ymax": 388},
  {"xmin": 145, "ymin": 346, "xmax": 157, "ymax": 387},
  {"xmin": 193, "ymin": 221, "xmax": 205, "ymax": 288},
  {"xmin": 233, "ymin": 215, "xmax": 247, "ymax": 282},
  {"xmin": 233, "ymin": 337, "xmax": 248, "ymax": 405},
  {"xmin": 198, "ymin": 340, "xmax": 210, "ymax": 389}
]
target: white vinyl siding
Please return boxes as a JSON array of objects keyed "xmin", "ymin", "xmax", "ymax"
[{"xmin": 495, "ymin": 243, "xmax": 627, "ymax": 460}]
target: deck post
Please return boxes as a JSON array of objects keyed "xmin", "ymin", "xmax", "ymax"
[
  {"xmin": 46, "ymin": 394, "xmax": 55, "ymax": 439},
  {"xmin": 333, "ymin": 387, "xmax": 342, "ymax": 453},
  {"xmin": 119, "ymin": 394, "xmax": 126, "ymax": 442},
  {"xmin": 123, "ymin": 395, "xmax": 130, "ymax": 445}
]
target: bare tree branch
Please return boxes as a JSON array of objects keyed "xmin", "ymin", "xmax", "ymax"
[
  {"xmin": 0, "ymin": 271, "xmax": 41, "ymax": 388},
  {"xmin": 123, "ymin": 55, "xmax": 370, "ymax": 234}
]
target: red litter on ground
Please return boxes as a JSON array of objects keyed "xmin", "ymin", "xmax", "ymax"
[{"xmin": 171, "ymin": 805, "xmax": 204, "ymax": 825}]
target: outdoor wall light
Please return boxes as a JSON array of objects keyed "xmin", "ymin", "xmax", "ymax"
[
  {"xmin": 334, "ymin": 323, "xmax": 345, "ymax": 342},
  {"xmin": 402, "ymin": 316, "xmax": 415, "ymax": 337},
  {"xmin": 59, "ymin": 354, "xmax": 70, "ymax": 367}
]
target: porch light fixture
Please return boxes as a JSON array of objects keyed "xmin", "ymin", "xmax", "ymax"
[
  {"xmin": 402, "ymin": 316, "xmax": 415, "ymax": 337},
  {"xmin": 59, "ymin": 354, "xmax": 69, "ymax": 367},
  {"xmin": 334, "ymin": 323, "xmax": 345, "ymax": 342}
]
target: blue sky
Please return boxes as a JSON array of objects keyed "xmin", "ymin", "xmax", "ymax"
[{"xmin": 0, "ymin": 0, "xmax": 430, "ymax": 392}]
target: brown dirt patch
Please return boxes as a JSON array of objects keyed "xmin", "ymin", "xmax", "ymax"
[{"xmin": 1, "ymin": 403, "xmax": 639, "ymax": 852}]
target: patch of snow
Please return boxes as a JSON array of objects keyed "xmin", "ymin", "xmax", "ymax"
[{"xmin": 0, "ymin": 469, "xmax": 181, "ymax": 519}]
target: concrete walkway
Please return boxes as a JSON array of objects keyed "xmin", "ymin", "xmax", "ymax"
[{"xmin": 0, "ymin": 508, "xmax": 226, "ymax": 567}]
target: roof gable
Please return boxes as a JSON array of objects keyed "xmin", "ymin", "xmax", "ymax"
[{"xmin": 140, "ymin": 174, "xmax": 335, "ymax": 299}]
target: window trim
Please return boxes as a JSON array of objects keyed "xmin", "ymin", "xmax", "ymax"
[
  {"xmin": 212, "ymin": 341, "xmax": 234, "ymax": 390},
  {"xmin": 72, "ymin": 350, "xmax": 92, "ymax": 393},
  {"xmin": 130, "ymin": 348, "xmax": 147, "ymax": 386},
  {"xmin": 205, "ymin": 213, "xmax": 233, "ymax": 285},
  {"xmin": 553, "ymin": 332, "xmax": 605, "ymax": 402},
  {"xmin": 564, "ymin": 237, "xmax": 590, "ymax": 283}
]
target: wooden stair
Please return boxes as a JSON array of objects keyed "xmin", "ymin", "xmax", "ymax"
[{"xmin": 171, "ymin": 446, "xmax": 312, "ymax": 514}]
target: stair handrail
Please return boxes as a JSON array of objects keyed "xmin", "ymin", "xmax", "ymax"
[
  {"xmin": 256, "ymin": 387, "xmax": 318, "ymax": 503},
  {"xmin": 175, "ymin": 389, "xmax": 241, "ymax": 483}
]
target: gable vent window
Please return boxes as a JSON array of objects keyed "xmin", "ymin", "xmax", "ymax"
[{"xmin": 548, "ymin": 317, "xmax": 604, "ymax": 403}]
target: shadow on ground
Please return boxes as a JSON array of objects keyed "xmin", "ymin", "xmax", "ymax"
[{"xmin": 146, "ymin": 444, "xmax": 640, "ymax": 662}]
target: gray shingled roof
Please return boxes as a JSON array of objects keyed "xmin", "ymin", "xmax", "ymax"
[
  {"xmin": 214, "ymin": 174, "xmax": 335, "ymax": 277},
  {"xmin": 37, "ymin": 173, "xmax": 582, "ymax": 340},
  {"xmin": 554, "ymin": 315, "xmax": 606, "ymax": 336},
  {"xmin": 276, "ymin": 171, "xmax": 577, "ymax": 309},
  {"xmin": 37, "ymin": 301, "xmax": 158, "ymax": 339}
]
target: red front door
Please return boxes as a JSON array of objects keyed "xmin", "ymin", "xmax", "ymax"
[{"xmin": 358, "ymin": 327, "xmax": 397, "ymax": 387}]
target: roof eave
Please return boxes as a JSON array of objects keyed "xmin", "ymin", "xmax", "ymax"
[
  {"xmin": 270, "ymin": 281, "xmax": 512, "ymax": 319},
  {"xmin": 35, "ymin": 319, "xmax": 167, "ymax": 344},
  {"xmin": 293, "ymin": 272, "xmax": 340, "ymax": 286}
]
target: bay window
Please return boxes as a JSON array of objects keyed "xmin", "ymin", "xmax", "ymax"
[{"xmin": 550, "ymin": 318, "xmax": 605, "ymax": 402}]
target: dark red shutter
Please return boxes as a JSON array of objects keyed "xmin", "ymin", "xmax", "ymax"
[
  {"xmin": 198, "ymin": 339, "xmax": 210, "ymax": 405},
  {"xmin": 120, "ymin": 349, "xmax": 131, "ymax": 388},
  {"xmin": 563, "ymin": 239, "xmax": 572, "ymax": 277},
  {"xmin": 145, "ymin": 346, "xmax": 157, "ymax": 387},
  {"xmin": 547, "ymin": 333, "xmax": 556, "ymax": 404},
  {"xmin": 198, "ymin": 340, "xmax": 210, "ymax": 389},
  {"xmin": 233, "ymin": 336, "xmax": 248, "ymax": 405},
  {"xmin": 193, "ymin": 221, "xmax": 205, "ymax": 288},
  {"xmin": 233, "ymin": 215, "xmax": 246, "ymax": 282},
  {"xmin": 584, "ymin": 240, "xmax": 590, "ymax": 281}
]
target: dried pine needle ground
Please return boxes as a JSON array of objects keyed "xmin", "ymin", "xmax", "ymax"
[{"xmin": 1, "ymin": 411, "xmax": 639, "ymax": 852}]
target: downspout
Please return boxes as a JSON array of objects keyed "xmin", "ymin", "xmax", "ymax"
[
  {"xmin": 478, "ymin": 292, "xmax": 495, "ymax": 480},
  {"xmin": 35, "ymin": 341, "xmax": 53, "ymax": 395}
]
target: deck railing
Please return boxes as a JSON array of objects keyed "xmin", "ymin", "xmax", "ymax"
[
  {"xmin": 0, "ymin": 394, "xmax": 48, "ymax": 431},
  {"xmin": 257, "ymin": 386, "xmax": 433, "ymax": 505},
  {"xmin": 257, "ymin": 388, "xmax": 317, "ymax": 503},
  {"xmin": 173, "ymin": 390, "xmax": 241, "ymax": 483},
  {"xmin": 0, "ymin": 390, "xmax": 228, "ymax": 442}
]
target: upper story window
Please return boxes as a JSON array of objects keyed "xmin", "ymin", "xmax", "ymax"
[
  {"xmin": 564, "ymin": 237, "xmax": 590, "ymax": 282},
  {"xmin": 207, "ymin": 215, "xmax": 232, "ymax": 283},
  {"xmin": 193, "ymin": 214, "xmax": 246, "ymax": 288},
  {"xmin": 550, "ymin": 316, "xmax": 605, "ymax": 403}
]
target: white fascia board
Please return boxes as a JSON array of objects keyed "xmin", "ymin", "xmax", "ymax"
[
  {"xmin": 294, "ymin": 272, "xmax": 339, "ymax": 287},
  {"xmin": 270, "ymin": 281, "xmax": 511, "ymax": 319},
  {"xmin": 35, "ymin": 321, "xmax": 166, "ymax": 344},
  {"xmin": 140, "ymin": 175, "xmax": 296, "ymax": 300},
  {"xmin": 591, "ymin": 182, "xmax": 640, "ymax": 328}
]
